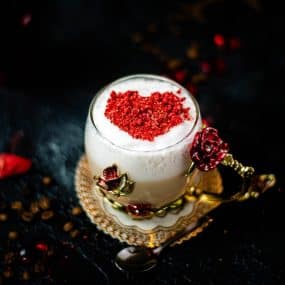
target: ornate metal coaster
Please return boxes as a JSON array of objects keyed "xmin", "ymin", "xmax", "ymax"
[{"xmin": 75, "ymin": 155, "xmax": 223, "ymax": 248}]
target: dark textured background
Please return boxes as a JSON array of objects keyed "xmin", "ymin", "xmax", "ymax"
[{"xmin": 0, "ymin": 0, "xmax": 284, "ymax": 284}]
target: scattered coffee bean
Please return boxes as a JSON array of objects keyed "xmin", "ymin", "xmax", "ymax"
[
  {"xmin": 71, "ymin": 206, "xmax": 82, "ymax": 216},
  {"xmin": 22, "ymin": 271, "xmax": 30, "ymax": 281},
  {"xmin": 30, "ymin": 201, "xmax": 40, "ymax": 214},
  {"xmin": 34, "ymin": 263, "xmax": 45, "ymax": 273},
  {"xmin": 167, "ymin": 58, "xmax": 182, "ymax": 70},
  {"xmin": 186, "ymin": 44, "xmax": 199, "ymax": 59},
  {"xmin": 42, "ymin": 176, "xmax": 52, "ymax": 185},
  {"xmin": 21, "ymin": 211, "xmax": 34, "ymax": 222},
  {"xmin": 41, "ymin": 210, "xmax": 54, "ymax": 220},
  {"xmin": 4, "ymin": 252, "xmax": 14, "ymax": 264},
  {"xmin": 0, "ymin": 213, "xmax": 8, "ymax": 222},
  {"xmin": 11, "ymin": 201, "xmax": 23, "ymax": 210},
  {"xmin": 63, "ymin": 222, "xmax": 74, "ymax": 232},
  {"xmin": 3, "ymin": 268, "xmax": 13, "ymax": 278},
  {"xmin": 70, "ymin": 229, "xmax": 80, "ymax": 238},
  {"xmin": 47, "ymin": 249, "xmax": 54, "ymax": 256},
  {"xmin": 8, "ymin": 231, "xmax": 18, "ymax": 240},
  {"xmin": 39, "ymin": 197, "xmax": 50, "ymax": 210},
  {"xmin": 191, "ymin": 73, "xmax": 207, "ymax": 84}
]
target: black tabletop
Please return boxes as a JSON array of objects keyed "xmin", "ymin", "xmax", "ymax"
[{"xmin": 0, "ymin": 1, "xmax": 284, "ymax": 284}]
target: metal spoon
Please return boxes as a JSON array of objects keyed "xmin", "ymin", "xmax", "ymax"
[{"xmin": 115, "ymin": 216, "xmax": 211, "ymax": 272}]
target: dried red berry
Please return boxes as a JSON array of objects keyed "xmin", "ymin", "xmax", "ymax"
[
  {"xmin": 174, "ymin": 70, "xmax": 187, "ymax": 83},
  {"xmin": 200, "ymin": 62, "xmax": 211, "ymax": 74},
  {"xmin": 213, "ymin": 34, "xmax": 225, "ymax": 47},
  {"xmin": 0, "ymin": 153, "xmax": 32, "ymax": 180},
  {"xmin": 190, "ymin": 127, "xmax": 229, "ymax": 171},
  {"xmin": 35, "ymin": 243, "xmax": 48, "ymax": 252}
]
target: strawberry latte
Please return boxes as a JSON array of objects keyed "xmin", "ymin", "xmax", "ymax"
[{"xmin": 85, "ymin": 74, "xmax": 202, "ymax": 217}]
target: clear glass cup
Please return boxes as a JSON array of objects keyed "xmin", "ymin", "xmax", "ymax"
[{"xmin": 84, "ymin": 74, "xmax": 202, "ymax": 210}]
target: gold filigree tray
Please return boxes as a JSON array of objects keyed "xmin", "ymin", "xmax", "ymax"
[{"xmin": 75, "ymin": 155, "xmax": 224, "ymax": 248}]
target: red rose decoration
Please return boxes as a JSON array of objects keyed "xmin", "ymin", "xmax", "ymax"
[
  {"xmin": 96, "ymin": 165, "xmax": 120, "ymax": 191},
  {"xmin": 102, "ymin": 165, "xmax": 119, "ymax": 181},
  {"xmin": 190, "ymin": 127, "xmax": 229, "ymax": 171},
  {"xmin": 94, "ymin": 164, "xmax": 135, "ymax": 196},
  {"xmin": 127, "ymin": 203, "xmax": 153, "ymax": 218}
]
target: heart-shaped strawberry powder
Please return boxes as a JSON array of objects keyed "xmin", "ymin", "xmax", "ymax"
[{"xmin": 104, "ymin": 90, "xmax": 191, "ymax": 141}]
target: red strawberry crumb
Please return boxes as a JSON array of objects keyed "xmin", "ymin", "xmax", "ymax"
[{"xmin": 104, "ymin": 90, "xmax": 191, "ymax": 141}]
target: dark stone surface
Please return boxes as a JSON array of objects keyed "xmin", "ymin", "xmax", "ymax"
[{"xmin": 0, "ymin": 0, "xmax": 284, "ymax": 284}]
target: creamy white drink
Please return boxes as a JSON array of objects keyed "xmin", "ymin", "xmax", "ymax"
[{"xmin": 85, "ymin": 74, "xmax": 202, "ymax": 209}]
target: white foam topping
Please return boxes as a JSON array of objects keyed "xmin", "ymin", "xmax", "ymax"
[{"xmin": 92, "ymin": 76, "xmax": 197, "ymax": 151}]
